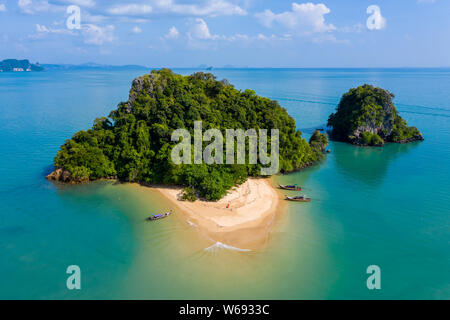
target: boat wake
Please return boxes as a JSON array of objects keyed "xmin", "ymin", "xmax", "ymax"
[
  {"xmin": 204, "ymin": 241, "xmax": 251, "ymax": 253},
  {"xmin": 186, "ymin": 220, "xmax": 197, "ymax": 228}
]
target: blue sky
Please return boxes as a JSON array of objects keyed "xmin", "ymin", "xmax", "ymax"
[{"xmin": 0, "ymin": 0, "xmax": 449, "ymax": 67}]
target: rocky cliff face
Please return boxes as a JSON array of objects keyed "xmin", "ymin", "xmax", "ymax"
[
  {"xmin": 309, "ymin": 130, "xmax": 329, "ymax": 153},
  {"xmin": 126, "ymin": 75, "xmax": 155, "ymax": 113},
  {"xmin": 327, "ymin": 84, "xmax": 424, "ymax": 146}
]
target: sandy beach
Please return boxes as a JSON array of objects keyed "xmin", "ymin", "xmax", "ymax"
[{"xmin": 154, "ymin": 178, "xmax": 284, "ymax": 250}]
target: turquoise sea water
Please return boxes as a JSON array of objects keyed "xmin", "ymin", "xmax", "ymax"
[{"xmin": 0, "ymin": 68, "xmax": 449, "ymax": 299}]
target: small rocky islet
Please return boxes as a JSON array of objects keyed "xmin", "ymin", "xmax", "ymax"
[{"xmin": 327, "ymin": 84, "xmax": 424, "ymax": 146}]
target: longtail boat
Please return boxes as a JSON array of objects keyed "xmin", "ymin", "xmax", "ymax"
[
  {"xmin": 278, "ymin": 184, "xmax": 302, "ymax": 191},
  {"xmin": 146, "ymin": 211, "xmax": 172, "ymax": 221},
  {"xmin": 285, "ymin": 195, "xmax": 311, "ymax": 202}
]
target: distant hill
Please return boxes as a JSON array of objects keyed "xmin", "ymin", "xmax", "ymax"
[{"xmin": 0, "ymin": 59, "xmax": 44, "ymax": 72}]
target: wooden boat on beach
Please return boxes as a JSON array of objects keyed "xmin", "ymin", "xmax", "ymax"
[
  {"xmin": 146, "ymin": 211, "xmax": 172, "ymax": 221},
  {"xmin": 285, "ymin": 195, "xmax": 311, "ymax": 202},
  {"xmin": 278, "ymin": 184, "xmax": 302, "ymax": 191}
]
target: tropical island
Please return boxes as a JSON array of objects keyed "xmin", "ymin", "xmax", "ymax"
[
  {"xmin": 327, "ymin": 84, "xmax": 424, "ymax": 146},
  {"xmin": 47, "ymin": 69, "xmax": 330, "ymax": 248},
  {"xmin": 0, "ymin": 59, "xmax": 44, "ymax": 72},
  {"xmin": 47, "ymin": 69, "xmax": 327, "ymax": 201}
]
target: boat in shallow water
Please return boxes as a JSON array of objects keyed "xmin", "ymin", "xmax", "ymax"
[
  {"xmin": 147, "ymin": 211, "xmax": 172, "ymax": 221},
  {"xmin": 285, "ymin": 195, "xmax": 311, "ymax": 202},
  {"xmin": 278, "ymin": 184, "xmax": 302, "ymax": 191}
]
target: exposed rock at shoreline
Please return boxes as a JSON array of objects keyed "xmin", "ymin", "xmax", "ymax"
[
  {"xmin": 46, "ymin": 168, "xmax": 78, "ymax": 183},
  {"xmin": 395, "ymin": 135, "xmax": 425, "ymax": 144},
  {"xmin": 46, "ymin": 168, "xmax": 117, "ymax": 183},
  {"xmin": 328, "ymin": 84, "xmax": 424, "ymax": 147}
]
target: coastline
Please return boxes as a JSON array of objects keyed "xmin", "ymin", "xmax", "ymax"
[{"xmin": 147, "ymin": 178, "xmax": 285, "ymax": 250}]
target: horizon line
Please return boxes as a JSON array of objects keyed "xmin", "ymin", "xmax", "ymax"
[
  {"xmin": 3, "ymin": 59, "xmax": 449, "ymax": 69},
  {"xmin": 40, "ymin": 64, "xmax": 450, "ymax": 70}
]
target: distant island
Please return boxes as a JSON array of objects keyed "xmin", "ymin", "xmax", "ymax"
[
  {"xmin": 328, "ymin": 84, "xmax": 424, "ymax": 146},
  {"xmin": 0, "ymin": 60, "xmax": 149, "ymax": 72},
  {"xmin": 47, "ymin": 69, "xmax": 328, "ymax": 201},
  {"xmin": 0, "ymin": 59, "xmax": 44, "ymax": 72}
]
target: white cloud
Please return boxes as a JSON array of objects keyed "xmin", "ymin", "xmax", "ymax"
[
  {"xmin": 82, "ymin": 24, "xmax": 115, "ymax": 45},
  {"xmin": 255, "ymin": 2, "xmax": 335, "ymax": 33},
  {"xmin": 131, "ymin": 26, "xmax": 142, "ymax": 34},
  {"xmin": 255, "ymin": 9, "xmax": 274, "ymax": 28},
  {"xmin": 18, "ymin": 0, "xmax": 65, "ymax": 14},
  {"xmin": 150, "ymin": 0, "xmax": 246, "ymax": 17},
  {"xmin": 35, "ymin": 23, "xmax": 74, "ymax": 34},
  {"xmin": 107, "ymin": 3, "xmax": 152, "ymax": 15},
  {"xmin": 184, "ymin": 18, "xmax": 291, "ymax": 48},
  {"xmin": 366, "ymin": 5, "xmax": 386, "ymax": 30},
  {"xmin": 256, "ymin": 33, "xmax": 268, "ymax": 41},
  {"xmin": 53, "ymin": 0, "xmax": 95, "ymax": 7},
  {"xmin": 18, "ymin": 0, "xmax": 49, "ymax": 14},
  {"xmin": 188, "ymin": 18, "xmax": 219, "ymax": 40},
  {"xmin": 36, "ymin": 24, "xmax": 49, "ymax": 32},
  {"xmin": 83, "ymin": 12, "xmax": 108, "ymax": 23},
  {"xmin": 240, "ymin": 33, "xmax": 291, "ymax": 42},
  {"xmin": 30, "ymin": 18, "xmax": 116, "ymax": 46},
  {"xmin": 165, "ymin": 26, "xmax": 179, "ymax": 39},
  {"xmin": 121, "ymin": 17, "xmax": 149, "ymax": 23},
  {"xmin": 29, "ymin": 23, "xmax": 75, "ymax": 39},
  {"xmin": 18, "ymin": 0, "xmax": 32, "ymax": 13},
  {"xmin": 226, "ymin": 33, "xmax": 248, "ymax": 41},
  {"xmin": 99, "ymin": 0, "xmax": 245, "ymax": 21},
  {"xmin": 0, "ymin": 3, "xmax": 6, "ymax": 12}
]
